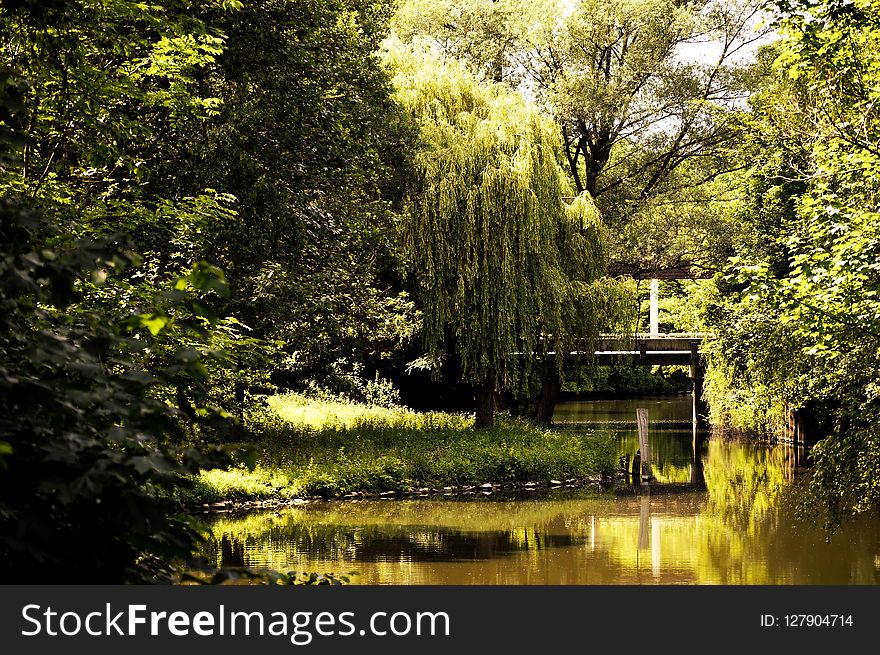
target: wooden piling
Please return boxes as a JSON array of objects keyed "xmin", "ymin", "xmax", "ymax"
[
  {"xmin": 636, "ymin": 407, "xmax": 651, "ymax": 481},
  {"xmin": 638, "ymin": 496, "xmax": 650, "ymax": 550}
]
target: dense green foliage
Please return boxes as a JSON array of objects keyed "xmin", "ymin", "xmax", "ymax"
[
  {"xmin": 0, "ymin": 0, "xmax": 414, "ymax": 580},
  {"xmin": 0, "ymin": 0, "xmax": 247, "ymax": 583},
  {"xmin": 392, "ymin": 0, "xmax": 761, "ymax": 274},
  {"xmin": 1, "ymin": 0, "xmax": 417, "ymax": 398},
  {"xmin": 0, "ymin": 193, "xmax": 233, "ymax": 583},
  {"xmin": 563, "ymin": 365, "xmax": 690, "ymax": 395},
  {"xmin": 154, "ymin": 0, "xmax": 419, "ymax": 392},
  {"xmin": 185, "ymin": 393, "xmax": 618, "ymax": 502},
  {"xmin": 390, "ymin": 44, "xmax": 634, "ymax": 424},
  {"xmin": 703, "ymin": 0, "xmax": 880, "ymax": 525},
  {"xmin": 1, "ymin": 0, "xmax": 878, "ymax": 582}
]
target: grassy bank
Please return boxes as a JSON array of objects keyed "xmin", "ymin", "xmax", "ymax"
[{"xmin": 183, "ymin": 393, "xmax": 617, "ymax": 504}]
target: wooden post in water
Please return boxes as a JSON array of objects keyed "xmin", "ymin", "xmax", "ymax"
[
  {"xmin": 636, "ymin": 407, "xmax": 651, "ymax": 482},
  {"xmin": 638, "ymin": 496, "xmax": 650, "ymax": 551}
]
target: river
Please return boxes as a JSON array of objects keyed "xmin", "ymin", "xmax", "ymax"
[{"xmin": 198, "ymin": 396, "xmax": 880, "ymax": 584}]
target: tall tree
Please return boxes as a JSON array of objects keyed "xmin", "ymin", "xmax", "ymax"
[
  {"xmin": 151, "ymin": 0, "xmax": 420, "ymax": 395},
  {"xmin": 389, "ymin": 44, "xmax": 633, "ymax": 426},
  {"xmin": 393, "ymin": 0, "xmax": 767, "ymax": 274}
]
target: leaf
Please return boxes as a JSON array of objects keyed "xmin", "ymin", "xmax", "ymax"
[
  {"xmin": 238, "ymin": 447, "xmax": 260, "ymax": 472},
  {"xmin": 137, "ymin": 313, "xmax": 171, "ymax": 336}
]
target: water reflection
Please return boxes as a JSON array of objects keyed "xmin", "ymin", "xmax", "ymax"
[
  {"xmin": 200, "ymin": 444, "xmax": 880, "ymax": 584},
  {"xmin": 198, "ymin": 398, "xmax": 880, "ymax": 584},
  {"xmin": 555, "ymin": 395, "xmax": 706, "ymax": 485},
  {"xmin": 703, "ymin": 440, "xmax": 787, "ymax": 532}
]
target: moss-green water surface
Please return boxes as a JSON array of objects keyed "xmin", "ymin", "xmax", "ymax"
[{"xmin": 196, "ymin": 398, "xmax": 880, "ymax": 584}]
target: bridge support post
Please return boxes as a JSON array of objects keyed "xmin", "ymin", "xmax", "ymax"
[
  {"xmin": 649, "ymin": 278, "xmax": 659, "ymax": 335},
  {"xmin": 689, "ymin": 342, "xmax": 708, "ymax": 429},
  {"xmin": 636, "ymin": 407, "xmax": 652, "ymax": 482},
  {"xmin": 687, "ymin": 341, "xmax": 709, "ymax": 488}
]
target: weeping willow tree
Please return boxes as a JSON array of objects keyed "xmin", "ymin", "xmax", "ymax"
[{"xmin": 388, "ymin": 42, "xmax": 634, "ymax": 426}]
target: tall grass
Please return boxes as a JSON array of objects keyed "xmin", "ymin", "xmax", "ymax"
[{"xmin": 185, "ymin": 393, "xmax": 617, "ymax": 503}]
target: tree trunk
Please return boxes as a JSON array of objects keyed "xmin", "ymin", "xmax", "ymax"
[
  {"xmin": 533, "ymin": 370, "xmax": 560, "ymax": 425},
  {"xmin": 475, "ymin": 379, "xmax": 496, "ymax": 429}
]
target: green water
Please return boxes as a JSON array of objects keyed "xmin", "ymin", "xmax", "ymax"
[
  {"xmin": 554, "ymin": 395, "xmax": 700, "ymax": 482},
  {"xmin": 200, "ymin": 397, "xmax": 880, "ymax": 584}
]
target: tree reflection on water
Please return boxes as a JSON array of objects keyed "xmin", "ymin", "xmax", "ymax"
[{"xmin": 198, "ymin": 441, "xmax": 880, "ymax": 584}]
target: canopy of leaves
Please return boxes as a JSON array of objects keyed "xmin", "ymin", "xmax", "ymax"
[
  {"xmin": 0, "ymin": 0, "xmax": 255, "ymax": 581},
  {"xmin": 151, "ymin": 0, "xmax": 420, "ymax": 392},
  {"xmin": 392, "ymin": 0, "xmax": 765, "ymax": 275},
  {"xmin": 705, "ymin": 0, "xmax": 880, "ymax": 526},
  {"xmin": 388, "ymin": 44, "xmax": 634, "ymax": 398}
]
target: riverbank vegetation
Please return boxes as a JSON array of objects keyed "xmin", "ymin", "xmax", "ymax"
[
  {"xmin": 198, "ymin": 441, "xmax": 852, "ymax": 584},
  {"xmin": 1, "ymin": 0, "xmax": 878, "ymax": 582},
  {"xmin": 562, "ymin": 365, "xmax": 691, "ymax": 396},
  {"xmin": 184, "ymin": 393, "xmax": 617, "ymax": 503},
  {"xmin": 695, "ymin": 0, "xmax": 880, "ymax": 527}
]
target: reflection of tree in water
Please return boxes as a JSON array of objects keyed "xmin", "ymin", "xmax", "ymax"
[
  {"xmin": 703, "ymin": 440, "xmax": 787, "ymax": 533},
  {"xmin": 219, "ymin": 535, "xmax": 247, "ymax": 566},
  {"xmin": 697, "ymin": 440, "xmax": 880, "ymax": 584},
  {"xmin": 197, "ymin": 480, "xmax": 880, "ymax": 583},
  {"xmin": 212, "ymin": 523, "xmax": 587, "ymax": 568}
]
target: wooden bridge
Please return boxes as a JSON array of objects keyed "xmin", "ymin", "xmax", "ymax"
[
  {"xmin": 596, "ymin": 271, "xmax": 710, "ymax": 425},
  {"xmin": 594, "ymin": 333, "xmax": 708, "ymax": 366},
  {"xmin": 533, "ymin": 270, "xmax": 714, "ymax": 425},
  {"xmin": 589, "ymin": 332, "xmax": 710, "ymax": 427},
  {"xmin": 544, "ymin": 334, "xmax": 707, "ymax": 372}
]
